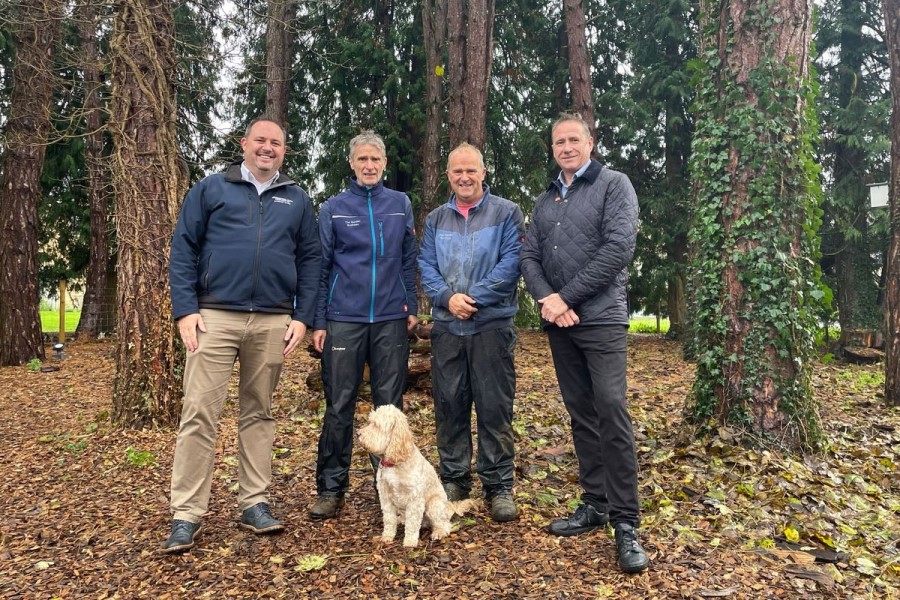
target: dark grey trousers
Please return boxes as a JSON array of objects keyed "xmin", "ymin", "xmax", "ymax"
[{"xmin": 547, "ymin": 324, "xmax": 640, "ymax": 526}]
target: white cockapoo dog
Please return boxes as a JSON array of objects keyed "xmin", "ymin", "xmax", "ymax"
[{"xmin": 357, "ymin": 404, "xmax": 476, "ymax": 547}]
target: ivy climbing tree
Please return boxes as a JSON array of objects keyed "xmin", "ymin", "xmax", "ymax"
[
  {"xmin": 686, "ymin": 0, "xmax": 824, "ymax": 450},
  {"xmin": 108, "ymin": 0, "xmax": 186, "ymax": 428}
]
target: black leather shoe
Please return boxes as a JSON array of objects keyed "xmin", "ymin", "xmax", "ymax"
[
  {"xmin": 161, "ymin": 519, "xmax": 201, "ymax": 554},
  {"xmin": 309, "ymin": 495, "xmax": 345, "ymax": 520},
  {"xmin": 240, "ymin": 502, "xmax": 285, "ymax": 534},
  {"xmin": 547, "ymin": 504, "xmax": 609, "ymax": 536},
  {"xmin": 614, "ymin": 523, "xmax": 649, "ymax": 573}
]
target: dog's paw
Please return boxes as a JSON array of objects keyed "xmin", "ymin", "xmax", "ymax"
[
  {"xmin": 402, "ymin": 537, "xmax": 420, "ymax": 548},
  {"xmin": 430, "ymin": 526, "xmax": 450, "ymax": 540}
]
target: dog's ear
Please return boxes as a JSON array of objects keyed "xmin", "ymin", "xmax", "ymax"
[{"xmin": 384, "ymin": 409, "xmax": 414, "ymax": 464}]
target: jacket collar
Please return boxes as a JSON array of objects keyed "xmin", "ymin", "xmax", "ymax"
[
  {"xmin": 546, "ymin": 159, "xmax": 604, "ymax": 193},
  {"xmin": 347, "ymin": 177, "xmax": 385, "ymax": 197}
]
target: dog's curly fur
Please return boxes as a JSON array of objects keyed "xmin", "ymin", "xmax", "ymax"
[{"xmin": 357, "ymin": 405, "xmax": 475, "ymax": 547}]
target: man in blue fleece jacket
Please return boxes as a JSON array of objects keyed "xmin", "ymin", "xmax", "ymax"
[{"xmin": 309, "ymin": 130, "xmax": 418, "ymax": 519}]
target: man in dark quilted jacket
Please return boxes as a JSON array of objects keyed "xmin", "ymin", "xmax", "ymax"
[{"xmin": 520, "ymin": 112, "xmax": 649, "ymax": 573}]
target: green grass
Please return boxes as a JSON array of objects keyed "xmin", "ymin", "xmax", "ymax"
[
  {"xmin": 628, "ymin": 316, "xmax": 670, "ymax": 334},
  {"xmin": 41, "ymin": 311, "xmax": 81, "ymax": 333},
  {"xmin": 41, "ymin": 310, "xmax": 668, "ymax": 335}
]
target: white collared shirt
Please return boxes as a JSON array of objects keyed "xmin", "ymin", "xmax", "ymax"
[{"xmin": 241, "ymin": 162, "xmax": 279, "ymax": 195}]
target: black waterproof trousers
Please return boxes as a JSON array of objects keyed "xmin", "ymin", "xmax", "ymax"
[
  {"xmin": 431, "ymin": 325, "xmax": 517, "ymax": 497},
  {"xmin": 315, "ymin": 319, "xmax": 409, "ymax": 495}
]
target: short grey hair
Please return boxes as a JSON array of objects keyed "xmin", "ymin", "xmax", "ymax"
[
  {"xmin": 551, "ymin": 111, "xmax": 591, "ymax": 139},
  {"xmin": 447, "ymin": 142, "xmax": 485, "ymax": 169},
  {"xmin": 348, "ymin": 130, "xmax": 386, "ymax": 160}
]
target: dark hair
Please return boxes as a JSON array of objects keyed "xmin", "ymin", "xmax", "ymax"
[{"xmin": 244, "ymin": 117, "xmax": 287, "ymax": 140}]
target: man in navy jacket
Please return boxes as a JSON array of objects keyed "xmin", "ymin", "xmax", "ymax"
[
  {"xmin": 309, "ymin": 130, "xmax": 418, "ymax": 519},
  {"xmin": 163, "ymin": 118, "xmax": 321, "ymax": 553},
  {"xmin": 520, "ymin": 112, "xmax": 649, "ymax": 573},
  {"xmin": 419, "ymin": 143, "xmax": 525, "ymax": 522}
]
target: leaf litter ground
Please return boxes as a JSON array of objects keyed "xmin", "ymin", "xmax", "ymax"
[{"xmin": 0, "ymin": 332, "xmax": 898, "ymax": 599}]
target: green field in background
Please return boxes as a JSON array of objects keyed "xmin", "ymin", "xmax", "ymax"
[
  {"xmin": 41, "ymin": 310, "xmax": 669, "ymax": 335},
  {"xmin": 41, "ymin": 311, "xmax": 81, "ymax": 333}
]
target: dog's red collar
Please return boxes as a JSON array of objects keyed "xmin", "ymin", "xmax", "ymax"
[{"xmin": 380, "ymin": 459, "xmax": 395, "ymax": 467}]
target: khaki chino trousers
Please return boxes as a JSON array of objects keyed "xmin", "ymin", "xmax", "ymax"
[{"xmin": 170, "ymin": 309, "xmax": 291, "ymax": 523}]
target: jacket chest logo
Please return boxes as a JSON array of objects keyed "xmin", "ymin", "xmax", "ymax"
[{"xmin": 273, "ymin": 196, "xmax": 293, "ymax": 206}]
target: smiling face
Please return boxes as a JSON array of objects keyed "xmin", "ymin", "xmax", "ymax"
[
  {"xmin": 350, "ymin": 143, "xmax": 387, "ymax": 186},
  {"xmin": 551, "ymin": 120, "xmax": 594, "ymax": 181},
  {"xmin": 446, "ymin": 147, "xmax": 486, "ymax": 206},
  {"xmin": 240, "ymin": 120, "xmax": 286, "ymax": 181}
]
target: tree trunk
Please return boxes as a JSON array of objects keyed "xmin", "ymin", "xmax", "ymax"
[
  {"xmin": 265, "ymin": 0, "xmax": 295, "ymax": 126},
  {"xmin": 832, "ymin": 0, "xmax": 881, "ymax": 344},
  {"xmin": 108, "ymin": 0, "xmax": 186, "ymax": 428},
  {"xmin": 562, "ymin": 0, "xmax": 597, "ymax": 145},
  {"xmin": 884, "ymin": 0, "xmax": 900, "ymax": 406},
  {"xmin": 446, "ymin": 0, "xmax": 495, "ymax": 150},
  {"xmin": 421, "ymin": 0, "xmax": 447, "ymax": 223},
  {"xmin": 0, "ymin": 0, "xmax": 63, "ymax": 365},
  {"xmin": 74, "ymin": 0, "xmax": 115, "ymax": 339},
  {"xmin": 688, "ymin": 0, "xmax": 821, "ymax": 449}
]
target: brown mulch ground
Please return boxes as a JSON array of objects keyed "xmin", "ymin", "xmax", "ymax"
[{"xmin": 1, "ymin": 332, "xmax": 898, "ymax": 599}]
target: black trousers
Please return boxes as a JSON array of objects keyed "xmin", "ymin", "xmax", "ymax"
[
  {"xmin": 431, "ymin": 326, "xmax": 517, "ymax": 497},
  {"xmin": 547, "ymin": 324, "xmax": 640, "ymax": 526},
  {"xmin": 315, "ymin": 319, "xmax": 408, "ymax": 495}
]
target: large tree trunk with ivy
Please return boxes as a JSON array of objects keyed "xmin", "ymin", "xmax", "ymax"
[
  {"xmin": 884, "ymin": 0, "xmax": 900, "ymax": 406},
  {"xmin": 74, "ymin": 0, "xmax": 116, "ymax": 339},
  {"xmin": 265, "ymin": 0, "xmax": 294, "ymax": 125},
  {"xmin": 562, "ymin": 0, "xmax": 597, "ymax": 145},
  {"xmin": 687, "ymin": 0, "xmax": 822, "ymax": 450},
  {"xmin": 108, "ymin": 0, "xmax": 186, "ymax": 428},
  {"xmin": 0, "ymin": 0, "xmax": 63, "ymax": 365},
  {"xmin": 446, "ymin": 0, "xmax": 495, "ymax": 150}
]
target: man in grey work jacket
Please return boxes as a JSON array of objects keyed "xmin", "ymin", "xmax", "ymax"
[
  {"xmin": 309, "ymin": 130, "xmax": 418, "ymax": 519},
  {"xmin": 164, "ymin": 117, "xmax": 321, "ymax": 554},
  {"xmin": 520, "ymin": 113, "xmax": 649, "ymax": 573},
  {"xmin": 419, "ymin": 143, "xmax": 525, "ymax": 523}
]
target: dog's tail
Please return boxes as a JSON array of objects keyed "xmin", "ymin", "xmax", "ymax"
[{"xmin": 448, "ymin": 498, "xmax": 479, "ymax": 516}]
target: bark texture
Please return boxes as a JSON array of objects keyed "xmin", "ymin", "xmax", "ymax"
[
  {"xmin": 108, "ymin": 0, "xmax": 186, "ymax": 428},
  {"xmin": 884, "ymin": 0, "xmax": 900, "ymax": 405},
  {"xmin": 562, "ymin": 0, "xmax": 598, "ymax": 144},
  {"xmin": 75, "ymin": 0, "xmax": 116, "ymax": 338},
  {"xmin": 447, "ymin": 0, "xmax": 495, "ymax": 150},
  {"xmin": 265, "ymin": 0, "xmax": 295, "ymax": 126},
  {"xmin": 0, "ymin": 0, "xmax": 63, "ymax": 365},
  {"xmin": 719, "ymin": 0, "xmax": 812, "ymax": 433},
  {"xmin": 690, "ymin": 0, "xmax": 820, "ymax": 449}
]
